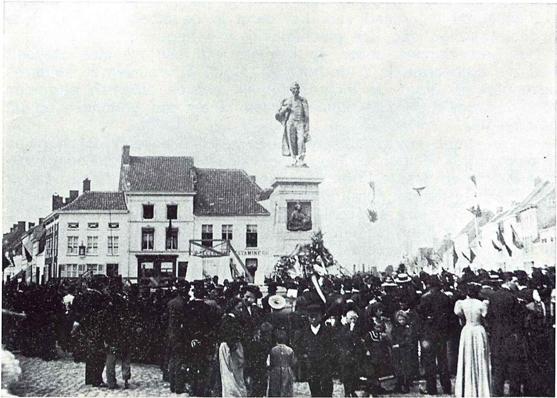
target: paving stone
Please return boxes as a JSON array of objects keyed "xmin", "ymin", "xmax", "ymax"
[{"xmin": 10, "ymin": 355, "xmax": 458, "ymax": 397}]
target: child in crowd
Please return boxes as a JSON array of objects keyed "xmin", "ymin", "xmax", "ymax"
[
  {"xmin": 391, "ymin": 310, "xmax": 417, "ymax": 393},
  {"xmin": 364, "ymin": 319, "xmax": 392, "ymax": 395},
  {"xmin": 268, "ymin": 330, "xmax": 297, "ymax": 397}
]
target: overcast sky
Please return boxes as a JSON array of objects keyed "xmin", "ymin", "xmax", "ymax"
[{"xmin": 3, "ymin": 2, "xmax": 555, "ymax": 267}]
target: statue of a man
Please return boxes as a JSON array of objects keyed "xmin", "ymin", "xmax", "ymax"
[
  {"xmin": 287, "ymin": 203, "xmax": 311, "ymax": 231},
  {"xmin": 275, "ymin": 82, "xmax": 310, "ymax": 167}
]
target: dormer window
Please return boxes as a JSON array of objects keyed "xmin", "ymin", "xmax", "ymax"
[
  {"xmin": 68, "ymin": 222, "xmax": 79, "ymax": 229},
  {"xmin": 88, "ymin": 222, "xmax": 99, "ymax": 229},
  {"xmin": 143, "ymin": 204, "xmax": 154, "ymax": 219},
  {"xmin": 108, "ymin": 222, "xmax": 119, "ymax": 229}
]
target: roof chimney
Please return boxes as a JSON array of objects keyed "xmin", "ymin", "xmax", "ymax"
[
  {"xmin": 496, "ymin": 206, "xmax": 504, "ymax": 214},
  {"xmin": 69, "ymin": 190, "xmax": 79, "ymax": 202},
  {"xmin": 534, "ymin": 177, "xmax": 542, "ymax": 187},
  {"xmin": 38, "ymin": 218, "xmax": 44, "ymax": 225},
  {"xmin": 83, "ymin": 178, "xmax": 91, "ymax": 193},
  {"xmin": 17, "ymin": 221, "xmax": 26, "ymax": 232},
  {"xmin": 52, "ymin": 194, "xmax": 64, "ymax": 211},
  {"xmin": 122, "ymin": 145, "xmax": 130, "ymax": 165},
  {"xmin": 28, "ymin": 222, "xmax": 35, "ymax": 230},
  {"xmin": 249, "ymin": 175, "xmax": 256, "ymax": 184}
]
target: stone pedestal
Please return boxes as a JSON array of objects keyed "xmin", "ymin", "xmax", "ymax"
[{"xmin": 268, "ymin": 167, "xmax": 323, "ymax": 256}]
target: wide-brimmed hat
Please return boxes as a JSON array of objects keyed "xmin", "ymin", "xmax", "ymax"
[
  {"xmin": 269, "ymin": 294, "xmax": 286, "ymax": 310},
  {"xmin": 394, "ymin": 273, "xmax": 412, "ymax": 284},
  {"xmin": 381, "ymin": 277, "xmax": 398, "ymax": 287}
]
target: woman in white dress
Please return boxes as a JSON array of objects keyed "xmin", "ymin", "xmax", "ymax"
[{"xmin": 454, "ymin": 283, "xmax": 491, "ymax": 397}]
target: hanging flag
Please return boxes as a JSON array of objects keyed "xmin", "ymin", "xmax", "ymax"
[
  {"xmin": 22, "ymin": 238, "xmax": 33, "ymax": 262},
  {"xmin": 366, "ymin": 209, "xmax": 378, "ymax": 223},
  {"xmin": 511, "ymin": 225, "xmax": 524, "ymax": 249},
  {"xmin": 452, "ymin": 245, "xmax": 459, "ymax": 266},
  {"xmin": 470, "ymin": 248, "xmax": 476, "ymax": 263},
  {"xmin": 461, "ymin": 251, "xmax": 471, "ymax": 263},
  {"xmin": 470, "ymin": 175, "xmax": 477, "ymax": 187},
  {"xmin": 496, "ymin": 223, "xmax": 512, "ymax": 257},
  {"xmin": 23, "ymin": 246, "xmax": 32, "ymax": 262},
  {"xmin": 492, "ymin": 240, "xmax": 502, "ymax": 252}
]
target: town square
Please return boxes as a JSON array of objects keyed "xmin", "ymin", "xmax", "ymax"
[{"xmin": 2, "ymin": 2, "xmax": 555, "ymax": 397}]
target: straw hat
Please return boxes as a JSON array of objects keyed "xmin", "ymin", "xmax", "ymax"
[{"xmin": 269, "ymin": 294, "xmax": 286, "ymax": 310}]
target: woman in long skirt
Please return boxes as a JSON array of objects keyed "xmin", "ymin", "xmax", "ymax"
[
  {"xmin": 454, "ymin": 283, "xmax": 491, "ymax": 397},
  {"xmin": 218, "ymin": 298, "xmax": 247, "ymax": 397}
]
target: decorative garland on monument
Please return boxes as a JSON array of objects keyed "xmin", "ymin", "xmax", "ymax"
[{"xmin": 272, "ymin": 231, "xmax": 336, "ymax": 281}]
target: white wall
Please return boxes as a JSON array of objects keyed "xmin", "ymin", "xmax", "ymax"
[{"xmin": 57, "ymin": 211, "xmax": 130, "ymax": 277}]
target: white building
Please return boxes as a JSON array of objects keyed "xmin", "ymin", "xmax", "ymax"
[
  {"xmin": 438, "ymin": 179, "xmax": 555, "ymax": 273},
  {"xmin": 13, "ymin": 145, "xmax": 324, "ymax": 284},
  {"xmin": 47, "ymin": 191, "xmax": 129, "ymax": 279},
  {"xmin": 118, "ymin": 146, "xmax": 275, "ymax": 283}
]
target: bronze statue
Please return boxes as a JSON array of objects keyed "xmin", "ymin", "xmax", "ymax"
[{"xmin": 275, "ymin": 82, "xmax": 310, "ymax": 167}]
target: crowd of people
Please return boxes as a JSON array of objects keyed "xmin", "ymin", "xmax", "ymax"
[{"xmin": 2, "ymin": 264, "xmax": 555, "ymax": 397}]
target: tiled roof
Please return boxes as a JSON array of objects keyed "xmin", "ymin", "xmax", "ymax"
[
  {"xmin": 120, "ymin": 156, "xmax": 195, "ymax": 192},
  {"xmin": 58, "ymin": 192, "xmax": 127, "ymax": 212},
  {"xmin": 194, "ymin": 168, "xmax": 270, "ymax": 216}
]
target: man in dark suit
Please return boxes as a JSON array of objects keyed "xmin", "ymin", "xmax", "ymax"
[
  {"xmin": 294, "ymin": 304, "xmax": 336, "ymax": 397},
  {"xmin": 71, "ymin": 276, "xmax": 109, "ymax": 387},
  {"xmin": 165, "ymin": 280, "xmax": 190, "ymax": 394},
  {"xmin": 416, "ymin": 276, "xmax": 453, "ymax": 395},
  {"xmin": 486, "ymin": 274, "xmax": 527, "ymax": 396},
  {"xmin": 184, "ymin": 281, "xmax": 218, "ymax": 397}
]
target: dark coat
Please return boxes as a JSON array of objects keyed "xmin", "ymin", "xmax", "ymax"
[
  {"xmin": 294, "ymin": 323, "xmax": 336, "ymax": 380},
  {"xmin": 391, "ymin": 323, "xmax": 417, "ymax": 378},
  {"xmin": 486, "ymin": 288, "xmax": 527, "ymax": 360},
  {"xmin": 184, "ymin": 298, "xmax": 218, "ymax": 358},
  {"xmin": 416, "ymin": 289, "xmax": 453, "ymax": 340},
  {"xmin": 166, "ymin": 295, "xmax": 187, "ymax": 349}
]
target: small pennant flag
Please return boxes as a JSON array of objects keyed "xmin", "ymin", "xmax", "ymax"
[
  {"xmin": 492, "ymin": 240, "xmax": 503, "ymax": 252},
  {"xmin": 470, "ymin": 175, "xmax": 477, "ymax": 187},
  {"xmin": 452, "ymin": 245, "xmax": 459, "ymax": 266},
  {"xmin": 470, "ymin": 248, "xmax": 476, "ymax": 263}
]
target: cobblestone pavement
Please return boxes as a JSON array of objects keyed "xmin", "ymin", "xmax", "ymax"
[{"xmin": 10, "ymin": 355, "xmax": 454, "ymax": 397}]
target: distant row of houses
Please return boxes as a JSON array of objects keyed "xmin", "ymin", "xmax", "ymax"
[
  {"xmin": 3, "ymin": 145, "xmax": 323, "ymax": 285},
  {"xmin": 436, "ymin": 178, "xmax": 555, "ymax": 273}
]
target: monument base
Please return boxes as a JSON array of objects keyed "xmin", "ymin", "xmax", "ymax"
[{"xmin": 269, "ymin": 166, "xmax": 323, "ymax": 257}]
